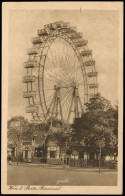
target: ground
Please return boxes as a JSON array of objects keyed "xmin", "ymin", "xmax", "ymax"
[{"xmin": 7, "ymin": 163, "xmax": 117, "ymax": 186}]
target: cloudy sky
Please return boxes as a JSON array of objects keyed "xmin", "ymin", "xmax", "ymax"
[{"xmin": 8, "ymin": 10, "xmax": 119, "ymax": 120}]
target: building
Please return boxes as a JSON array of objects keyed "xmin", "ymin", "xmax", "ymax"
[{"xmin": 7, "ymin": 126, "xmax": 118, "ymax": 168}]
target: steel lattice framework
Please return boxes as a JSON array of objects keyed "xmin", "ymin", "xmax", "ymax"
[{"xmin": 23, "ymin": 21, "xmax": 98, "ymax": 124}]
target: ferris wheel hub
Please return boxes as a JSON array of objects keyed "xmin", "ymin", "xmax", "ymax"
[{"xmin": 54, "ymin": 85, "xmax": 60, "ymax": 90}]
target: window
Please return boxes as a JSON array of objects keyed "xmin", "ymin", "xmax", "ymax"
[
  {"xmin": 89, "ymin": 153, "xmax": 94, "ymax": 160},
  {"xmin": 50, "ymin": 151, "xmax": 56, "ymax": 158},
  {"xmin": 66, "ymin": 150, "xmax": 71, "ymax": 155},
  {"xmin": 25, "ymin": 150, "xmax": 28, "ymax": 158},
  {"xmin": 79, "ymin": 152, "xmax": 84, "ymax": 159},
  {"xmin": 34, "ymin": 148, "xmax": 43, "ymax": 157}
]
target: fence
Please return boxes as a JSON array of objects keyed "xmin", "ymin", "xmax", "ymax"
[
  {"xmin": 69, "ymin": 159, "xmax": 117, "ymax": 169},
  {"xmin": 10, "ymin": 155, "xmax": 118, "ymax": 169}
]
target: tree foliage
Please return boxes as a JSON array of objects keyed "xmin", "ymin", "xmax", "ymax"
[
  {"xmin": 8, "ymin": 116, "xmax": 29, "ymax": 146},
  {"xmin": 49, "ymin": 122, "xmax": 72, "ymax": 151},
  {"xmin": 7, "ymin": 116, "xmax": 46, "ymax": 146},
  {"xmin": 7, "ymin": 116, "xmax": 53, "ymax": 148},
  {"xmin": 71, "ymin": 93, "xmax": 118, "ymax": 156}
]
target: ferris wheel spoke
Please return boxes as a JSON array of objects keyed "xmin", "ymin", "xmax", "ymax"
[
  {"xmin": 60, "ymin": 43, "xmax": 72, "ymax": 70},
  {"xmin": 59, "ymin": 46, "xmax": 73, "ymax": 76},
  {"xmin": 43, "ymin": 88, "xmax": 55, "ymax": 91},
  {"xmin": 51, "ymin": 38, "xmax": 66, "ymax": 62},
  {"xmin": 65, "ymin": 92, "xmax": 74, "ymax": 120},
  {"xmin": 62, "ymin": 90, "xmax": 73, "ymax": 108},
  {"xmin": 70, "ymin": 54, "xmax": 82, "ymax": 83},
  {"xmin": 59, "ymin": 92, "xmax": 72, "ymax": 116},
  {"xmin": 38, "ymin": 74, "xmax": 56, "ymax": 83},
  {"xmin": 46, "ymin": 52, "xmax": 69, "ymax": 84},
  {"xmin": 74, "ymin": 53, "xmax": 78, "ymax": 80},
  {"xmin": 42, "ymin": 97, "xmax": 54, "ymax": 105},
  {"xmin": 44, "ymin": 77, "xmax": 57, "ymax": 86},
  {"xmin": 54, "ymin": 52, "xmax": 74, "ymax": 85},
  {"xmin": 48, "ymin": 43, "xmax": 63, "ymax": 69},
  {"xmin": 44, "ymin": 71, "xmax": 68, "ymax": 86},
  {"xmin": 62, "ymin": 45, "xmax": 79, "ymax": 82},
  {"xmin": 45, "ymin": 92, "xmax": 54, "ymax": 99},
  {"xmin": 59, "ymin": 55, "xmax": 75, "ymax": 84},
  {"xmin": 46, "ymin": 95, "xmax": 55, "ymax": 114},
  {"xmin": 43, "ymin": 68, "xmax": 59, "ymax": 82},
  {"xmin": 63, "ymin": 43, "xmax": 75, "ymax": 70},
  {"xmin": 60, "ymin": 88, "xmax": 72, "ymax": 103},
  {"xmin": 44, "ymin": 71, "xmax": 58, "ymax": 82},
  {"xmin": 45, "ymin": 59, "xmax": 71, "ymax": 85},
  {"xmin": 48, "ymin": 49, "xmax": 68, "ymax": 81},
  {"xmin": 63, "ymin": 41, "xmax": 77, "ymax": 69},
  {"xmin": 57, "ymin": 39, "xmax": 71, "ymax": 66},
  {"xmin": 61, "ymin": 53, "xmax": 73, "ymax": 78},
  {"xmin": 46, "ymin": 52, "xmax": 60, "ymax": 76},
  {"xmin": 58, "ymin": 59, "xmax": 75, "ymax": 84},
  {"xmin": 46, "ymin": 55, "xmax": 59, "ymax": 75},
  {"xmin": 48, "ymin": 41, "xmax": 74, "ymax": 84},
  {"xmin": 61, "ymin": 88, "xmax": 73, "ymax": 106},
  {"xmin": 61, "ymin": 92, "xmax": 73, "ymax": 119},
  {"xmin": 76, "ymin": 74, "xmax": 84, "ymax": 84},
  {"xmin": 45, "ymin": 57, "xmax": 73, "ymax": 86},
  {"xmin": 71, "ymin": 49, "xmax": 77, "ymax": 79}
]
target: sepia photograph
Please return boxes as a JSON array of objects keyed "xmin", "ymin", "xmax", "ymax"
[{"xmin": 2, "ymin": 2, "xmax": 123, "ymax": 195}]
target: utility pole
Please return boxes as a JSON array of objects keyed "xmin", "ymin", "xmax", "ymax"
[
  {"xmin": 96, "ymin": 140, "xmax": 105, "ymax": 173},
  {"xmin": 66, "ymin": 140, "xmax": 67, "ymax": 165},
  {"xmin": 43, "ymin": 117, "xmax": 53, "ymax": 162},
  {"xmin": 16, "ymin": 121, "xmax": 21, "ymax": 166},
  {"xmin": 99, "ymin": 146, "xmax": 101, "ymax": 173},
  {"xmin": 17, "ymin": 133, "xmax": 19, "ymax": 166}
]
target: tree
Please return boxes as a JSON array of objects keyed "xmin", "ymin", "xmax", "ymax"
[
  {"xmin": 7, "ymin": 116, "xmax": 48, "ymax": 145},
  {"xmin": 8, "ymin": 116, "xmax": 32, "ymax": 143},
  {"xmin": 7, "ymin": 116, "xmax": 34, "ymax": 165},
  {"xmin": 71, "ymin": 93, "xmax": 118, "ymax": 157},
  {"xmin": 49, "ymin": 122, "xmax": 72, "ymax": 153}
]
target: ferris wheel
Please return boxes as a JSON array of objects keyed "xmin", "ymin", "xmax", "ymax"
[{"xmin": 23, "ymin": 21, "xmax": 98, "ymax": 124}]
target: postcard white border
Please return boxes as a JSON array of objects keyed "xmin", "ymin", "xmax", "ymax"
[{"xmin": 2, "ymin": 1, "xmax": 123, "ymax": 194}]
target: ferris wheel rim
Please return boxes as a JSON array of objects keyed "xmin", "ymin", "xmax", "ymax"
[
  {"xmin": 38, "ymin": 30, "xmax": 88, "ymax": 118},
  {"xmin": 23, "ymin": 21, "xmax": 98, "ymax": 123}
]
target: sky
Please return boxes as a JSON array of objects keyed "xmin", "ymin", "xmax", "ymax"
[{"xmin": 8, "ymin": 10, "xmax": 119, "ymax": 120}]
